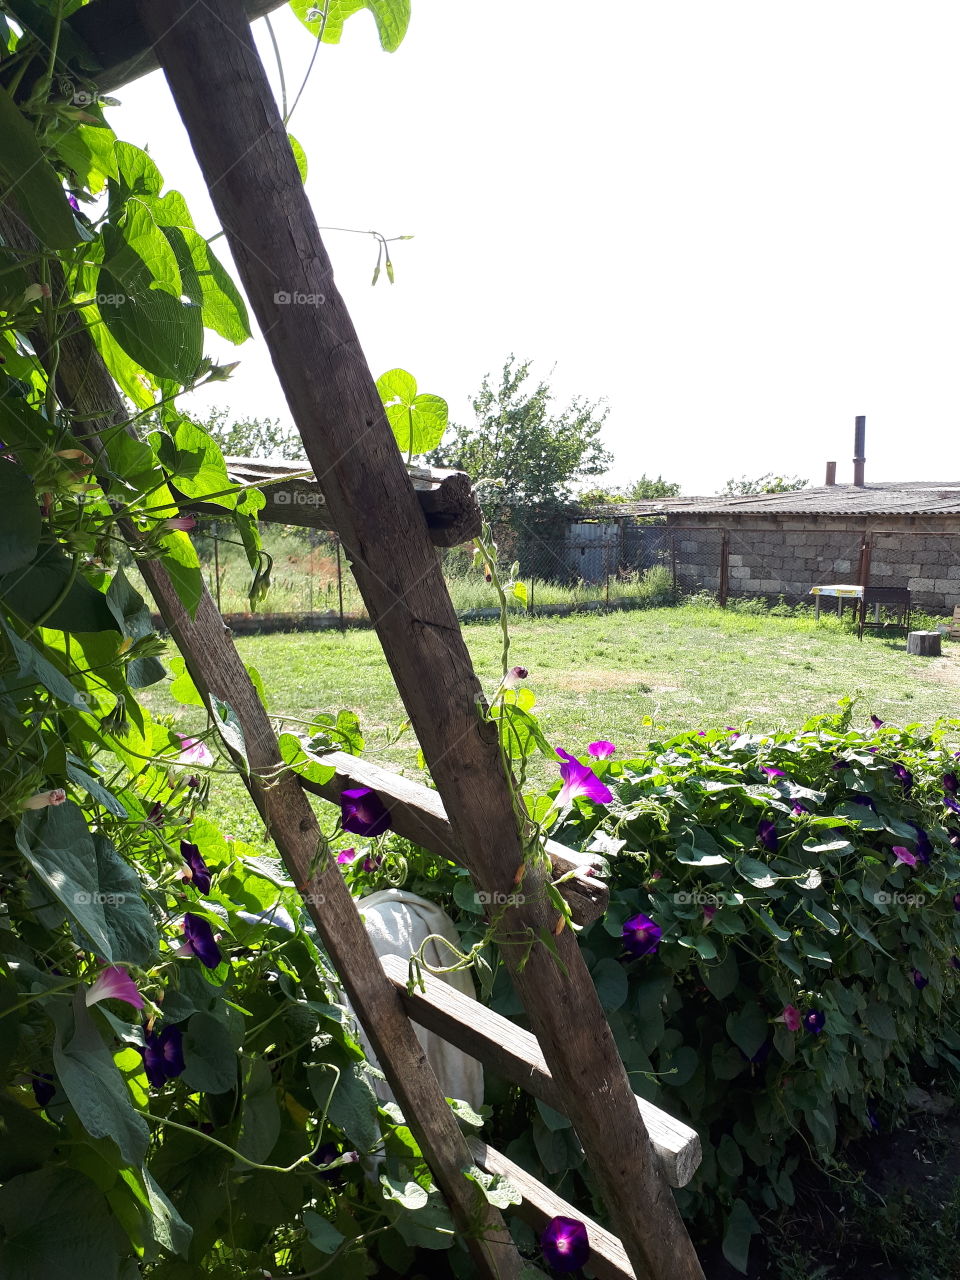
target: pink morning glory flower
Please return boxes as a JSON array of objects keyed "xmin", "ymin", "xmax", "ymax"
[
  {"xmin": 22, "ymin": 788, "xmax": 66, "ymax": 809},
  {"xmin": 555, "ymin": 749, "xmax": 613, "ymax": 807},
  {"xmin": 892, "ymin": 846, "xmax": 917, "ymax": 868},
  {"xmin": 870, "ymin": 714, "xmax": 884, "ymax": 729},
  {"xmin": 502, "ymin": 666, "xmax": 529, "ymax": 689},
  {"xmin": 587, "ymin": 740, "xmax": 616, "ymax": 759},
  {"xmin": 540, "ymin": 1216, "xmax": 589, "ymax": 1273},
  {"xmin": 85, "ymin": 966, "xmax": 143, "ymax": 1010},
  {"xmin": 775, "ymin": 1004, "xmax": 802, "ymax": 1031},
  {"xmin": 703, "ymin": 904, "xmax": 717, "ymax": 922},
  {"xmin": 336, "ymin": 848, "xmax": 357, "ymax": 864},
  {"xmin": 162, "ymin": 515, "xmax": 196, "ymax": 532},
  {"xmin": 761, "ymin": 766, "xmax": 786, "ymax": 779},
  {"xmin": 176, "ymin": 735, "xmax": 213, "ymax": 767}
]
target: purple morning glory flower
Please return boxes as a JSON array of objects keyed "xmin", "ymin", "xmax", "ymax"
[
  {"xmin": 849, "ymin": 793, "xmax": 877, "ymax": 810},
  {"xmin": 832, "ymin": 757, "xmax": 850, "ymax": 771},
  {"xmin": 147, "ymin": 801, "xmax": 164, "ymax": 824},
  {"xmin": 950, "ymin": 956, "xmax": 960, "ymax": 972},
  {"xmin": 181, "ymin": 913, "xmax": 222, "ymax": 968},
  {"xmin": 340, "ymin": 787, "xmax": 391, "ymax": 837},
  {"xmin": 555, "ymin": 749, "xmax": 613, "ymax": 807},
  {"xmin": 310, "ymin": 1142, "xmax": 359, "ymax": 1179},
  {"xmin": 803, "ymin": 1009, "xmax": 826, "ymax": 1034},
  {"xmin": 142, "ymin": 1025, "xmax": 185, "ymax": 1088},
  {"xmin": 180, "ymin": 840, "xmax": 211, "ymax": 893},
  {"xmin": 867, "ymin": 1106, "xmax": 880, "ymax": 1131},
  {"xmin": 761, "ymin": 766, "xmax": 786, "ymax": 779},
  {"xmin": 540, "ymin": 1216, "xmax": 589, "ymax": 1273},
  {"xmin": 67, "ymin": 193, "xmax": 81, "ymax": 212},
  {"xmin": 943, "ymin": 773, "xmax": 959, "ymax": 794},
  {"xmin": 870, "ymin": 714, "xmax": 884, "ymax": 729},
  {"xmin": 944, "ymin": 794, "xmax": 960, "ymax": 814},
  {"xmin": 892, "ymin": 765, "xmax": 913, "ymax": 794},
  {"xmin": 892, "ymin": 846, "xmax": 917, "ymax": 868},
  {"xmin": 622, "ymin": 912, "xmax": 662, "ymax": 959},
  {"xmin": 361, "ymin": 856, "xmax": 382, "ymax": 873},
  {"xmin": 954, "ymin": 893, "xmax": 960, "ymax": 912},
  {"xmin": 792, "ymin": 801, "xmax": 810, "ymax": 815},
  {"xmin": 912, "ymin": 969, "xmax": 928, "ymax": 990},
  {"xmin": 757, "ymin": 819, "xmax": 779, "ymax": 853},
  {"xmin": 908, "ymin": 824, "xmax": 933, "ymax": 865},
  {"xmin": 587, "ymin": 740, "xmax": 616, "ymax": 759},
  {"xmin": 31, "ymin": 1073, "xmax": 56, "ymax": 1107}
]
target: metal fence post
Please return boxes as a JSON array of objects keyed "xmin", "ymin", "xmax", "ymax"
[{"xmin": 335, "ymin": 534, "xmax": 345, "ymax": 631}]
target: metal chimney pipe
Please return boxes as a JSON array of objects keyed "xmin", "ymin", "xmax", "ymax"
[
  {"xmin": 825, "ymin": 461, "xmax": 837, "ymax": 486},
  {"xmin": 853, "ymin": 415, "xmax": 866, "ymax": 487}
]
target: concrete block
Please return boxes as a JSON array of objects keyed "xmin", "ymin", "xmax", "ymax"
[
  {"xmin": 727, "ymin": 554, "xmax": 743, "ymax": 566},
  {"xmin": 680, "ymin": 541, "xmax": 698, "ymax": 553},
  {"xmin": 730, "ymin": 566, "xmax": 751, "ymax": 579},
  {"xmin": 933, "ymin": 579, "xmax": 957, "ymax": 596},
  {"xmin": 833, "ymin": 560, "xmax": 851, "ymax": 573},
  {"xmin": 908, "ymin": 578, "xmax": 935, "ymax": 592}
]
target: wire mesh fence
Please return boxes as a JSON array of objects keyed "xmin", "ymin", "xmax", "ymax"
[{"xmin": 138, "ymin": 510, "xmax": 958, "ymax": 632}]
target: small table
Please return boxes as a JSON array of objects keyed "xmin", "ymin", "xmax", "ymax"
[{"xmin": 810, "ymin": 583, "xmax": 864, "ymax": 622}]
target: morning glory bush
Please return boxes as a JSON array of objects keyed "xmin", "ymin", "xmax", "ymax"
[{"xmin": 523, "ymin": 699, "xmax": 960, "ymax": 1271}]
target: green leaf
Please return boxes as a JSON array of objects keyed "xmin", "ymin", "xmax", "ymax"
[
  {"xmin": 136, "ymin": 1167, "xmax": 193, "ymax": 1259},
  {"xmin": 863, "ymin": 1000, "xmax": 897, "ymax": 1039},
  {"xmin": 0, "ymin": 1167, "xmax": 128, "ymax": 1280},
  {"xmin": 380, "ymin": 1174, "xmax": 428, "ymax": 1210},
  {"xmin": 0, "ymin": 86, "xmax": 82, "ymax": 250},
  {"xmin": 210, "ymin": 695, "xmax": 248, "ymax": 771},
  {"xmin": 747, "ymin": 906, "xmax": 791, "ymax": 943},
  {"xmin": 721, "ymin": 1198, "xmax": 761, "ymax": 1274},
  {"xmin": 303, "ymin": 1208, "xmax": 344, "ymax": 1254},
  {"xmin": 1, "ymin": 615, "xmax": 87, "ymax": 708},
  {"xmin": 291, "ymin": 0, "xmax": 411, "ymax": 52},
  {"xmin": 181, "ymin": 1012, "xmax": 238, "ymax": 1094},
  {"xmin": 106, "ymin": 567, "xmax": 165, "ymax": 687},
  {"xmin": 0, "ymin": 460, "xmax": 41, "ymax": 572},
  {"xmin": 157, "ymin": 528, "xmax": 204, "ymax": 618},
  {"xmin": 53, "ymin": 121, "xmax": 119, "ymax": 194},
  {"xmin": 394, "ymin": 1193, "xmax": 455, "ymax": 1250},
  {"xmin": 512, "ymin": 580, "xmax": 528, "ymax": 606},
  {"xmin": 804, "ymin": 902, "xmax": 840, "ymax": 934},
  {"xmin": 165, "ymin": 418, "xmax": 238, "ymax": 509},
  {"xmin": 725, "ymin": 1001, "xmax": 768, "ymax": 1060},
  {"xmin": 288, "ymin": 133, "xmax": 308, "ymax": 182},
  {"xmin": 169, "ymin": 227, "xmax": 249, "ymax": 344},
  {"xmin": 376, "ymin": 368, "xmax": 448, "ymax": 456},
  {"xmin": 0, "ymin": 543, "xmax": 118, "ymax": 632},
  {"xmin": 735, "ymin": 855, "xmax": 779, "ymax": 888},
  {"xmin": 308, "ymin": 1059, "xmax": 380, "ymax": 1153},
  {"xmin": 675, "ymin": 841, "xmax": 729, "ymax": 867},
  {"xmin": 91, "ymin": 833, "xmax": 159, "ymax": 964},
  {"xmin": 168, "ymin": 653, "xmax": 205, "ymax": 707},
  {"xmin": 592, "ymin": 956, "xmax": 628, "ymax": 1011},
  {"xmin": 236, "ymin": 1058, "xmax": 281, "ymax": 1161},
  {"xmin": 701, "ymin": 948, "xmax": 739, "ymax": 1000},
  {"xmin": 50, "ymin": 995, "xmax": 149, "ymax": 1166},
  {"xmin": 717, "ymin": 1132, "xmax": 743, "ymax": 1177}
]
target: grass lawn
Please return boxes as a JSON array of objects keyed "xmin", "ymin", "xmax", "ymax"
[{"xmin": 145, "ymin": 604, "xmax": 959, "ymax": 844}]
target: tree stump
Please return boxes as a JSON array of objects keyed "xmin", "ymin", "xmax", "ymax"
[{"xmin": 907, "ymin": 630, "xmax": 942, "ymax": 656}]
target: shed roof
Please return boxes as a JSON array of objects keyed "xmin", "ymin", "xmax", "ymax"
[{"xmin": 576, "ymin": 481, "xmax": 960, "ymax": 520}]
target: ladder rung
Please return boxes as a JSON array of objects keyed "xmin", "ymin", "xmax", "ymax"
[
  {"xmin": 468, "ymin": 1137, "xmax": 637, "ymax": 1280},
  {"xmin": 380, "ymin": 953, "xmax": 701, "ymax": 1188}
]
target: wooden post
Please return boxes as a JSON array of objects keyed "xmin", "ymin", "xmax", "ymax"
[{"xmin": 135, "ymin": 4, "xmax": 705, "ymax": 1276}]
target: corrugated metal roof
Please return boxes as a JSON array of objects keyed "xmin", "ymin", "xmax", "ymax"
[{"xmin": 577, "ymin": 482, "xmax": 960, "ymax": 519}]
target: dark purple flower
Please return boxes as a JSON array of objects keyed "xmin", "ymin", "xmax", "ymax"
[
  {"xmin": 892, "ymin": 765, "xmax": 913, "ymax": 794},
  {"xmin": 954, "ymin": 893, "xmax": 960, "ymax": 912},
  {"xmin": 67, "ymin": 193, "xmax": 80, "ymax": 212},
  {"xmin": 556, "ymin": 749, "xmax": 613, "ymax": 807},
  {"xmin": 142, "ymin": 1025, "xmax": 185, "ymax": 1088},
  {"xmin": 943, "ymin": 773, "xmax": 959, "ymax": 794},
  {"xmin": 908, "ymin": 824, "xmax": 933, "ymax": 865},
  {"xmin": 361, "ymin": 856, "xmax": 382, "ymax": 873},
  {"xmin": 832, "ymin": 757, "xmax": 850, "ymax": 771},
  {"xmin": 180, "ymin": 840, "xmax": 211, "ymax": 894},
  {"xmin": 950, "ymin": 956, "xmax": 960, "ymax": 972},
  {"xmin": 540, "ymin": 1215, "xmax": 589, "ymax": 1273},
  {"xmin": 849, "ymin": 792, "xmax": 876, "ymax": 810},
  {"xmin": 340, "ymin": 787, "xmax": 391, "ymax": 837},
  {"xmin": 867, "ymin": 1106, "xmax": 880, "ymax": 1131},
  {"xmin": 870, "ymin": 715, "xmax": 884, "ymax": 729},
  {"xmin": 186, "ymin": 775, "xmax": 201, "ymax": 789},
  {"xmin": 181, "ymin": 913, "xmax": 222, "ymax": 968},
  {"xmin": 147, "ymin": 801, "xmax": 164, "ymax": 824},
  {"xmin": 622, "ymin": 912, "xmax": 662, "ymax": 959},
  {"xmin": 31, "ymin": 1073, "xmax": 55, "ymax": 1107},
  {"xmin": 792, "ymin": 801, "xmax": 810, "ymax": 816},
  {"xmin": 703, "ymin": 904, "xmax": 717, "ymax": 922},
  {"xmin": 912, "ymin": 969, "xmax": 928, "ymax": 990},
  {"xmin": 757, "ymin": 819, "xmax": 779, "ymax": 853},
  {"xmin": 803, "ymin": 1009, "xmax": 826, "ymax": 1034},
  {"xmin": 944, "ymin": 794, "xmax": 960, "ymax": 814}
]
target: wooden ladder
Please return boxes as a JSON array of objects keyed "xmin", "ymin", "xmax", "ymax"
[{"xmin": 16, "ymin": 0, "xmax": 708, "ymax": 1273}]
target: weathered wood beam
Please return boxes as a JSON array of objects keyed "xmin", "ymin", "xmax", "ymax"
[
  {"xmin": 380, "ymin": 955, "xmax": 702, "ymax": 1190},
  {"xmin": 467, "ymin": 1138, "xmax": 637, "ymax": 1280},
  {"xmin": 197, "ymin": 458, "xmax": 482, "ymax": 547},
  {"xmin": 298, "ymin": 751, "xmax": 608, "ymax": 927},
  {"xmin": 137, "ymin": 5, "xmax": 705, "ymax": 1276},
  {"xmin": 0, "ymin": 206, "xmax": 521, "ymax": 1280}
]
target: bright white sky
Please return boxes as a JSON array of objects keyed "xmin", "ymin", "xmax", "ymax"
[{"xmin": 108, "ymin": 0, "xmax": 960, "ymax": 495}]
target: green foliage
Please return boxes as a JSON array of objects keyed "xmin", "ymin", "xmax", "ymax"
[
  {"xmin": 579, "ymin": 474, "xmax": 682, "ymax": 503},
  {"xmin": 536, "ymin": 704, "xmax": 960, "ymax": 1272},
  {"xmin": 200, "ymin": 406, "xmax": 307, "ymax": 462},
  {"xmin": 427, "ymin": 355, "xmax": 613, "ymax": 507},
  {"xmin": 376, "ymin": 367, "xmax": 448, "ymax": 460},
  {"xmin": 721, "ymin": 472, "xmax": 809, "ymax": 495}
]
